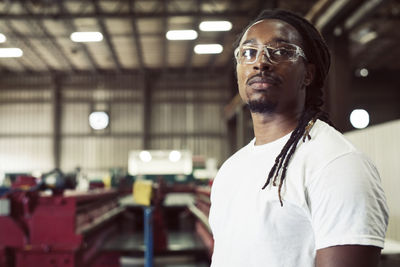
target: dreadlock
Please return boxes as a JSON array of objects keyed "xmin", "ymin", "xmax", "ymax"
[{"xmin": 235, "ymin": 9, "xmax": 334, "ymax": 206}]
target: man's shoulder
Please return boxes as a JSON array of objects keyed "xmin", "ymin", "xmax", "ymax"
[
  {"xmin": 304, "ymin": 120, "xmax": 359, "ymax": 156},
  {"xmin": 219, "ymin": 140, "xmax": 253, "ymax": 170},
  {"xmin": 291, "ymin": 120, "xmax": 364, "ymax": 174}
]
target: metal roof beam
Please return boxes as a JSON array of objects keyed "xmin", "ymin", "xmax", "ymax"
[
  {"xmin": 161, "ymin": 0, "xmax": 168, "ymax": 71},
  {"xmin": 5, "ymin": 21, "xmax": 50, "ymax": 72},
  {"xmin": 92, "ymin": 0, "xmax": 122, "ymax": 72},
  {"xmin": 130, "ymin": 1, "xmax": 145, "ymax": 72},
  {"xmin": 20, "ymin": 3, "xmax": 76, "ymax": 73},
  {"xmin": 57, "ymin": 0, "xmax": 99, "ymax": 73},
  {"xmin": 184, "ymin": 0, "xmax": 201, "ymax": 73},
  {"xmin": 0, "ymin": 10, "xmax": 250, "ymax": 20}
]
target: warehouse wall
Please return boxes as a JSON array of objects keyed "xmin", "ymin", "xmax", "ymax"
[
  {"xmin": 0, "ymin": 72, "xmax": 230, "ymax": 176},
  {"xmin": 0, "ymin": 76, "xmax": 53, "ymax": 173},
  {"xmin": 345, "ymin": 120, "xmax": 400, "ymax": 241}
]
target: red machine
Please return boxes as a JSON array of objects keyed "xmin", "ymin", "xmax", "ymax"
[
  {"xmin": 0, "ymin": 176, "xmax": 124, "ymax": 267},
  {"xmin": 192, "ymin": 186, "xmax": 213, "ymax": 257}
]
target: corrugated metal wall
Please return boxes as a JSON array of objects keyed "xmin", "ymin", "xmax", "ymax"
[
  {"xmin": 60, "ymin": 75, "xmax": 144, "ymax": 172},
  {"xmin": 0, "ymin": 72, "xmax": 230, "ymax": 176},
  {"xmin": 150, "ymin": 73, "xmax": 229, "ymax": 164},
  {"xmin": 345, "ymin": 120, "xmax": 400, "ymax": 241},
  {"xmin": 0, "ymin": 77, "xmax": 53, "ymax": 173}
]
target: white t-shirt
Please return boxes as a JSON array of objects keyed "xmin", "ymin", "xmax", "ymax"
[{"xmin": 209, "ymin": 120, "xmax": 388, "ymax": 267}]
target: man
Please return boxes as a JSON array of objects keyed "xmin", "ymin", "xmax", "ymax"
[{"xmin": 209, "ymin": 9, "xmax": 388, "ymax": 267}]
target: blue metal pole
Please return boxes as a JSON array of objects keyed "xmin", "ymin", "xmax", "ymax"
[{"xmin": 144, "ymin": 206, "xmax": 154, "ymax": 267}]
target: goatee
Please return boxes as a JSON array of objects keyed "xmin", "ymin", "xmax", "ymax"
[{"xmin": 247, "ymin": 99, "xmax": 277, "ymax": 114}]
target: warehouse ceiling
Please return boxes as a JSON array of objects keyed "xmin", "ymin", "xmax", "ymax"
[{"xmin": 0, "ymin": 0, "xmax": 397, "ymax": 76}]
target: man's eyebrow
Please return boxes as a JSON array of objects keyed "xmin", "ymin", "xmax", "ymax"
[
  {"xmin": 242, "ymin": 39, "xmax": 256, "ymax": 45},
  {"xmin": 241, "ymin": 37, "xmax": 292, "ymax": 46}
]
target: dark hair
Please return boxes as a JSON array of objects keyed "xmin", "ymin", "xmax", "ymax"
[{"xmin": 235, "ymin": 9, "xmax": 333, "ymax": 206}]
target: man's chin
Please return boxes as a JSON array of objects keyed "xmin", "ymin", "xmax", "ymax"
[{"xmin": 247, "ymin": 100, "xmax": 277, "ymax": 114}]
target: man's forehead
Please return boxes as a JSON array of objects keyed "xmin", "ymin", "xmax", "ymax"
[{"xmin": 240, "ymin": 19, "xmax": 302, "ymax": 46}]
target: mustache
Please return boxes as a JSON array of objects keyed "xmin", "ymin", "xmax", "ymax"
[{"xmin": 246, "ymin": 73, "xmax": 282, "ymax": 86}]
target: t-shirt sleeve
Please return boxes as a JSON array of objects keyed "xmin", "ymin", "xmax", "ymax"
[{"xmin": 306, "ymin": 152, "xmax": 389, "ymax": 250}]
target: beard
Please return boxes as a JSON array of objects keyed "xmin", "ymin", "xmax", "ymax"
[{"xmin": 247, "ymin": 99, "xmax": 277, "ymax": 114}]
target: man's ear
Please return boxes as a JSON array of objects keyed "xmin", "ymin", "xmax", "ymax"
[{"xmin": 304, "ymin": 63, "xmax": 315, "ymax": 86}]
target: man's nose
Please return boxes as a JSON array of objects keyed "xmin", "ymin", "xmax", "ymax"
[{"xmin": 253, "ymin": 51, "xmax": 272, "ymax": 71}]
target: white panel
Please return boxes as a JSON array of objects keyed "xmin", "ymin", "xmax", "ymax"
[
  {"xmin": 141, "ymin": 36, "xmax": 162, "ymax": 68},
  {"xmin": 129, "ymin": 150, "xmax": 192, "ymax": 175},
  {"xmin": 0, "ymin": 103, "xmax": 52, "ymax": 134},
  {"xmin": 345, "ymin": 120, "xmax": 400, "ymax": 241},
  {"xmin": 61, "ymin": 103, "xmax": 91, "ymax": 134},
  {"xmin": 0, "ymin": 137, "xmax": 53, "ymax": 173},
  {"xmin": 61, "ymin": 137, "xmax": 142, "ymax": 172},
  {"xmin": 137, "ymin": 18, "xmax": 163, "ymax": 34},
  {"xmin": 105, "ymin": 19, "xmax": 132, "ymax": 35},
  {"xmin": 168, "ymin": 42, "xmax": 186, "ymax": 67},
  {"xmin": 150, "ymin": 137, "xmax": 227, "ymax": 168},
  {"xmin": 57, "ymin": 37, "xmax": 92, "ymax": 70},
  {"xmin": 87, "ymin": 41, "xmax": 115, "ymax": 69},
  {"xmin": 111, "ymin": 103, "xmax": 143, "ymax": 133},
  {"xmin": 30, "ymin": 39, "xmax": 64, "ymax": 70},
  {"xmin": 113, "ymin": 36, "xmax": 137, "ymax": 68}
]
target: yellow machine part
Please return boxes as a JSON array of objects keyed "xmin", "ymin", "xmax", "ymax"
[{"xmin": 133, "ymin": 180, "xmax": 153, "ymax": 206}]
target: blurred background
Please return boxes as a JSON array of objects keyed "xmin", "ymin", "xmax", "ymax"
[{"xmin": 0, "ymin": 0, "xmax": 399, "ymax": 266}]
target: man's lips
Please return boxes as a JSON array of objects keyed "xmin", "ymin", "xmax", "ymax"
[
  {"xmin": 247, "ymin": 75, "xmax": 281, "ymax": 90},
  {"xmin": 250, "ymin": 81, "xmax": 275, "ymax": 90}
]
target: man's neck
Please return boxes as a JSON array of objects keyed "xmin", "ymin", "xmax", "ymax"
[{"xmin": 251, "ymin": 112, "xmax": 300, "ymax": 146}]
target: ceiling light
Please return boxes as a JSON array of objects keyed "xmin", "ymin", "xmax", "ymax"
[
  {"xmin": 350, "ymin": 109, "xmax": 370, "ymax": 129},
  {"xmin": 199, "ymin": 21, "xmax": 232, "ymax": 31},
  {"xmin": 0, "ymin": 33, "xmax": 6, "ymax": 43},
  {"xmin": 70, "ymin": 32, "xmax": 103, "ymax": 42},
  {"xmin": 139, "ymin": 151, "xmax": 152, "ymax": 162},
  {"xmin": 359, "ymin": 68, "xmax": 369, "ymax": 77},
  {"xmin": 169, "ymin": 150, "xmax": 182, "ymax": 162},
  {"xmin": 359, "ymin": 31, "xmax": 377, "ymax": 44},
  {"xmin": 166, "ymin": 30, "xmax": 198, "ymax": 40},
  {"xmin": 89, "ymin": 111, "xmax": 109, "ymax": 130},
  {"xmin": 0, "ymin": 48, "xmax": 23, "ymax": 58},
  {"xmin": 194, "ymin": 44, "xmax": 223, "ymax": 54}
]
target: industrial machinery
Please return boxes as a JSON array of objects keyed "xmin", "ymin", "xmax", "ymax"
[{"xmin": 0, "ymin": 174, "xmax": 124, "ymax": 267}]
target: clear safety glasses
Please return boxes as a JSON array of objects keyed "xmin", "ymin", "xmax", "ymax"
[{"xmin": 234, "ymin": 42, "xmax": 307, "ymax": 65}]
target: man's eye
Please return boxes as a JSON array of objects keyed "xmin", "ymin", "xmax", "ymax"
[
  {"xmin": 271, "ymin": 48, "xmax": 290, "ymax": 57},
  {"xmin": 242, "ymin": 48, "xmax": 257, "ymax": 59}
]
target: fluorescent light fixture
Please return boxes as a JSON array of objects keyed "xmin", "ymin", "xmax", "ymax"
[
  {"xmin": 194, "ymin": 44, "xmax": 223, "ymax": 54},
  {"xmin": 166, "ymin": 30, "xmax": 198, "ymax": 40},
  {"xmin": 359, "ymin": 31, "xmax": 377, "ymax": 44},
  {"xmin": 350, "ymin": 109, "xmax": 370, "ymax": 129},
  {"xmin": 0, "ymin": 33, "xmax": 6, "ymax": 43},
  {"xmin": 139, "ymin": 151, "xmax": 152, "ymax": 162},
  {"xmin": 169, "ymin": 150, "xmax": 182, "ymax": 162},
  {"xmin": 70, "ymin": 32, "xmax": 103, "ymax": 42},
  {"xmin": 0, "ymin": 48, "xmax": 23, "ymax": 58},
  {"xmin": 89, "ymin": 111, "xmax": 109, "ymax": 130},
  {"xmin": 359, "ymin": 68, "xmax": 369, "ymax": 77},
  {"xmin": 199, "ymin": 21, "xmax": 232, "ymax": 31}
]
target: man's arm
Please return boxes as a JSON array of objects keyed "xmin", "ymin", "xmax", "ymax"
[{"xmin": 316, "ymin": 245, "xmax": 381, "ymax": 267}]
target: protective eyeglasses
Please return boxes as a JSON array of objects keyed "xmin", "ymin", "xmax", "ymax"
[{"xmin": 234, "ymin": 42, "xmax": 307, "ymax": 65}]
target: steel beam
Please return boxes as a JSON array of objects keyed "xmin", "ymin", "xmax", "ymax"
[
  {"xmin": 161, "ymin": 0, "xmax": 168, "ymax": 71},
  {"xmin": 58, "ymin": 0, "xmax": 99, "ymax": 73},
  {"xmin": 5, "ymin": 21, "xmax": 51, "ymax": 72},
  {"xmin": 92, "ymin": 0, "xmax": 122, "ymax": 72},
  {"xmin": 20, "ymin": 3, "xmax": 76, "ymax": 72},
  {"xmin": 129, "ymin": 1, "xmax": 145, "ymax": 72},
  {"xmin": 184, "ymin": 0, "xmax": 201, "ymax": 73},
  {"xmin": 52, "ymin": 74, "xmax": 62, "ymax": 169},
  {"xmin": 0, "ymin": 11, "xmax": 250, "ymax": 20}
]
